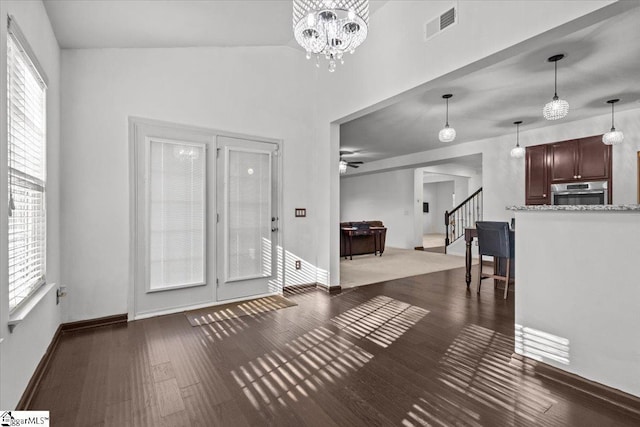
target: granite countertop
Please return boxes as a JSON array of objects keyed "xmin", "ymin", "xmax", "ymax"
[{"xmin": 507, "ymin": 205, "xmax": 640, "ymax": 211}]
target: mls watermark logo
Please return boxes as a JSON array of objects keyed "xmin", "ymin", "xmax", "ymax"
[{"xmin": 1, "ymin": 411, "xmax": 49, "ymax": 426}]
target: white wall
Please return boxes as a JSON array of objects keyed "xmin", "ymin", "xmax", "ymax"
[
  {"xmin": 0, "ymin": 0, "xmax": 61, "ymax": 409},
  {"xmin": 319, "ymin": 0, "xmax": 615, "ymax": 285},
  {"xmin": 422, "ymin": 183, "xmax": 437, "ymax": 234},
  {"xmin": 435, "ymin": 181, "xmax": 455, "ymax": 234},
  {"xmin": 60, "ymin": 47, "xmax": 318, "ymax": 321},
  {"xmin": 340, "ymin": 169, "xmax": 415, "ymax": 249},
  {"xmin": 515, "ymin": 210, "xmax": 640, "ymax": 397}
]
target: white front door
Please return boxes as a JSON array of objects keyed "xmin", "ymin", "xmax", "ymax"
[{"xmin": 216, "ymin": 136, "xmax": 279, "ymax": 301}]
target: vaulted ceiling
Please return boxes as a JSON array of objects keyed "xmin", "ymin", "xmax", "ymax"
[
  {"xmin": 43, "ymin": 0, "xmax": 389, "ymax": 49},
  {"xmin": 42, "ymin": 1, "xmax": 640, "ymax": 167}
]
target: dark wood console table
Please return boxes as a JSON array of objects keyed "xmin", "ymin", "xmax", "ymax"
[{"xmin": 341, "ymin": 227, "xmax": 387, "ymax": 260}]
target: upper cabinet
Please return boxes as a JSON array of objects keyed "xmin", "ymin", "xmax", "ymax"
[
  {"xmin": 577, "ymin": 135, "xmax": 611, "ymax": 181},
  {"xmin": 549, "ymin": 136, "xmax": 610, "ymax": 183},
  {"xmin": 525, "ymin": 135, "xmax": 611, "ymax": 205},
  {"xmin": 525, "ymin": 145, "xmax": 550, "ymax": 205},
  {"xmin": 549, "ymin": 140, "xmax": 578, "ymax": 182}
]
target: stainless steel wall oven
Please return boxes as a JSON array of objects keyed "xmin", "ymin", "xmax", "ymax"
[{"xmin": 551, "ymin": 181, "xmax": 608, "ymax": 205}]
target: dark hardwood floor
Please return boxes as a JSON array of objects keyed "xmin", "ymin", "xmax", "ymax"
[{"xmin": 31, "ymin": 267, "xmax": 639, "ymax": 426}]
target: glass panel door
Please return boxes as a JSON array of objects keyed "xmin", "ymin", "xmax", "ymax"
[{"xmin": 216, "ymin": 136, "xmax": 279, "ymax": 301}]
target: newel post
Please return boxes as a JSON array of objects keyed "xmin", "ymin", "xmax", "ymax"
[{"xmin": 444, "ymin": 211, "xmax": 450, "ymax": 247}]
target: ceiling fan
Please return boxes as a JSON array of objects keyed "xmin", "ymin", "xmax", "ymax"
[{"xmin": 339, "ymin": 150, "xmax": 364, "ymax": 171}]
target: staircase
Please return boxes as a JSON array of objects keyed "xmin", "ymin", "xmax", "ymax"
[{"xmin": 444, "ymin": 187, "xmax": 482, "ymax": 251}]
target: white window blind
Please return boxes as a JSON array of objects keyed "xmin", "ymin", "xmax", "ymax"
[
  {"xmin": 7, "ymin": 23, "xmax": 47, "ymax": 311},
  {"xmin": 227, "ymin": 149, "xmax": 271, "ymax": 280},
  {"xmin": 148, "ymin": 140, "xmax": 205, "ymax": 291}
]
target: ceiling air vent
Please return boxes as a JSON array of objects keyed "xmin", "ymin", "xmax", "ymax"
[{"xmin": 425, "ymin": 6, "xmax": 457, "ymax": 41}]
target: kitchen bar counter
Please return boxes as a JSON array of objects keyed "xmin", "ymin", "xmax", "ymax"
[
  {"xmin": 507, "ymin": 204, "xmax": 640, "ymax": 211},
  {"xmin": 509, "ymin": 207, "xmax": 640, "ymax": 398}
]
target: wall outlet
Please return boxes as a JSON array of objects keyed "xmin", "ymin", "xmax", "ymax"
[{"xmin": 295, "ymin": 260, "xmax": 302, "ymax": 270}]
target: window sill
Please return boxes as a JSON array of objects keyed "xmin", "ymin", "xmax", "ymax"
[{"xmin": 8, "ymin": 282, "xmax": 56, "ymax": 333}]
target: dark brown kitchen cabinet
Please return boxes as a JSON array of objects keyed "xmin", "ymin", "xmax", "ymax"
[
  {"xmin": 550, "ymin": 140, "xmax": 578, "ymax": 182},
  {"xmin": 578, "ymin": 135, "xmax": 611, "ymax": 180},
  {"xmin": 549, "ymin": 135, "xmax": 610, "ymax": 183},
  {"xmin": 525, "ymin": 145, "xmax": 550, "ymax": 205}
]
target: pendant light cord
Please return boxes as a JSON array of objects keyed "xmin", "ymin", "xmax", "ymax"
[
  {"xmin": 445, "ymin": 98, "xmax": 449, "ymax": 127},
  {"xmin": 516, "ymin": 123, "xmax": 520, "ymax": 147},
  {"xmin": 554, "ymin": 60, "xmax": 558, "ymax": 97},
  {"xmin": 611, "ymin": 102, "xmax": 615, "ymax": 129}
]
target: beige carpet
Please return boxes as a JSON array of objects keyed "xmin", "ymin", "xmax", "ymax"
[
  {"xmin": 185, "ymin": 295, "xmax": 297, "ymax": 326},
  {"xmin": 340, "ymin": 247, "xmax": 474, "ymax": 289}
]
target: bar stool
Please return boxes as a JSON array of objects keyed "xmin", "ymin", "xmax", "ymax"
[{"xmin": 476, "ymin": 221, "xmax": 514, "ymax": 299}]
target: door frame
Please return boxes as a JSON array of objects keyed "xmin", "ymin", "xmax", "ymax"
[{"xmin": 128, "ymin": 117, "xmax": 284, "ymax": 320}]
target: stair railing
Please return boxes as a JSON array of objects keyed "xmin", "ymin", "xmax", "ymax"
[{"xmin": 444, "ymin": 187, "xmax": 483, "ymax": 249}]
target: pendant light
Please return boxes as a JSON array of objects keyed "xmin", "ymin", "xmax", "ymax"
[
  {"xmin": 438, "ymin": 94, "xmax": 456, "ymax": 142},
  {"xmin": 510, "ymin": 121, "xmax": 525, "ymax": 158},
  {"xmin": 543, "ymin": 54, "xmax": 569, "ymax": 120},
  {"xmin": 602, "ymin": 99, "xmax": 624, "ymax": 145},
  {"xmin": 339, "ymin": 159, "xmax": 348, "ymax": 174}
]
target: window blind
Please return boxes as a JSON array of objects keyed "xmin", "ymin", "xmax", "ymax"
[
  {"xmin": 7, "ymin": 26, "xmax": 47, "ymax": 311},
  {"xmin": 148, "ymin": 140, "xmax": 205, "ymax": 290}
]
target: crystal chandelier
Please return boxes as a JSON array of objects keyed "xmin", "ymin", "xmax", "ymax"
[
  {"xmin": 438, "ymin": 94, "xmax": 456, "ymax": 143},
  {"xmin": 293, "ymin": 0, "xmax": 369, "ymax": 72},
  {"xmin": 339, "ymin": 159, "xmax": 348, "ymax": 174},
  {"xmin": 543, "ymin": 54, "xmax": 569, "ymax": 120},
  {"xmin": 602, "ymin": 98, "xmax": 624, "ymax": 145},
  {"xmin": 510, "ymin": 121, "xmax": 525, "ymax": 158}
]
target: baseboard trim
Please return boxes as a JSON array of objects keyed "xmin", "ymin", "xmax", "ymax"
[
  {"xmin": 414, "ymin": 246, "xmax": 424, "ymax": 251},
  {"xmin": 327, "ymin": 285, "xmax": 342, "ymax": 295},
  {"xmin": 284, "ymin": 282, "xmax": 342, "ymax": 295},
  {"xmin": 510, "ymin": 353, "xmax": 640, "ymax": 418},
  {"xmin": 61, "ymin": 314, "xmax": 128, "ymax": 333},
  {"xmin": 15, "ymin": 325, "xmax": 63, "ymax": 410},
  {"xmin": 283, "ymin": 283, "xmax": 317, "ymax": 292}
]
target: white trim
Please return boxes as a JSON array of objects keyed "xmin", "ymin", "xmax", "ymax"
[
  {"xmin": 7, "ymin": 282, "xmax": 56, "ymax": 332},
  {"xmin": 146, "ymin": 282, "xmax": 207, "ymax": 293},
  {"xmin": 132, "ymin": 291, "xmax": 281, "ymax": 320}
]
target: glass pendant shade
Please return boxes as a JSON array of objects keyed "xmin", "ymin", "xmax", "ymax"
[
  {"xmin": 543, "ymin": 97, "xmax": 569, "ymax": 121},
  {"xmin": 439, "ymin": 125, "xmax": 456, "ymax": 143},
  {"xmin": 543, "ymin": 54, "xmax": 569, "ymax": 121},
  {"xmin": 510, "ymin": 146, "xmax": 525, "ymax": 158},
  {"xmin": 602, "ymin": 129, "xmax": 624, "ymax": 145},
  {"xmin": 602, "ymin": 99, "xmax": 624, "ymax": 145},
  {"xmin": 293, "ymin": 0, "xmax": 369, "ymax": 71},
  {"xmin": 510, "ymin": 120, "xmax": 525, "ymax": 158},
  {"xmin": 339, "ymin": 159, "xmax": 348, "ymax": 174}
]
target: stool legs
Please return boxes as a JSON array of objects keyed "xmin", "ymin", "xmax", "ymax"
[{"xmin": 503, "ymin": 258, "xmax": 511, "ymax": 300}]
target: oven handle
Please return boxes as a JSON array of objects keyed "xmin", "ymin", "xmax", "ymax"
[{"xmin": 553, "ymin": 190, "xmax": 605, "ymax": 195}]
